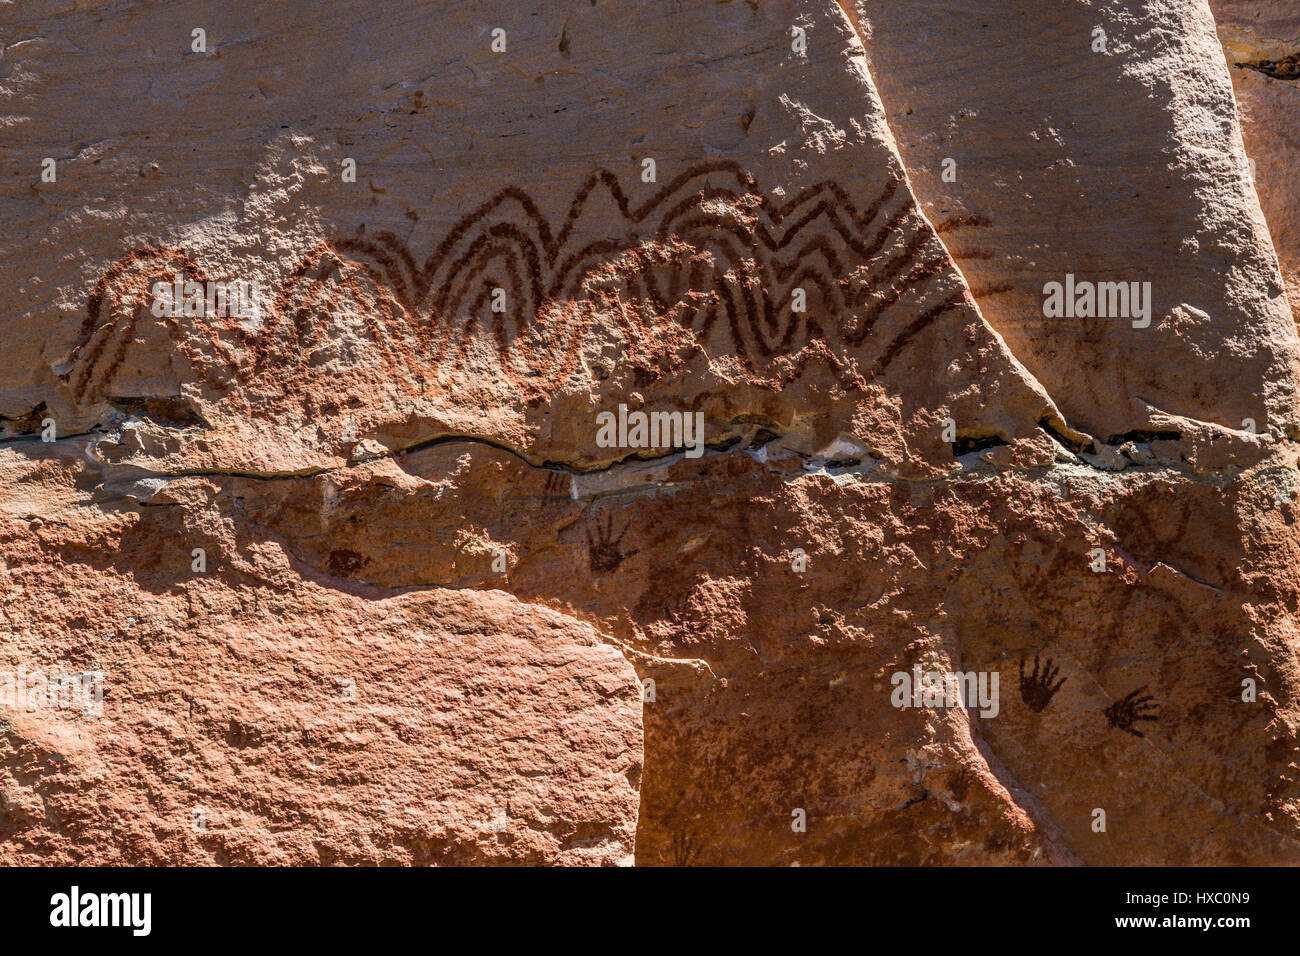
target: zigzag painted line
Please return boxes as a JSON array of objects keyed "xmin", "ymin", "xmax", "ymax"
[{"xmin": 67, "ymin": 162, "xmax": 973, "ymax": 407}]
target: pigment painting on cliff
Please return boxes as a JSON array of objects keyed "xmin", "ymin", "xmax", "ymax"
[{"xmin": 0, "ymin": 0, "xmax": 1296, "ymax": 935}]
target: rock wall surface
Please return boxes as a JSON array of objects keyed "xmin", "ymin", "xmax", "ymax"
[
  {"xmin": 1211, "ymin": 0, "xmax": 1300, "ymax": 327},
  {"xmin": 1, "ymin": 0, "xmax": 1299, "ymax": 865}
]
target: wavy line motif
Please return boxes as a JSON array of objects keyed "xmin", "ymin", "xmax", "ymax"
[{"xmin": 67, "ymin": 161, "xmax": 971, "ymax": 408}]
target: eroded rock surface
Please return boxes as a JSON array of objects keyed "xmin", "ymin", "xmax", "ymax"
[
  {"xmin": 1212, "ymin": 0, "xmax": 1300, "ymax": 324},
  {"xmin": 2, "ymin": 0, "xmax": 1300, "ymax": 865}
]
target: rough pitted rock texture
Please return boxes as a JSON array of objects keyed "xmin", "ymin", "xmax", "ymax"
[{"xmin": 2, "ymin": 0, "xmax": 1300, "ymax": 865}]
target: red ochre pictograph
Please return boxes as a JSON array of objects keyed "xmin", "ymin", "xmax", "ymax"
[{"xmin": 68, "ymin": 161, "xmax": 974, "ymax": 407}]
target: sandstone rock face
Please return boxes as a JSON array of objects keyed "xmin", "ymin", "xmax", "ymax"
[
  {"xmin": 859, "ymin": 0, "xmax": 1299, "ymax": 442},
  {"xmin": 2, "ymin": 0, "xmax": 1300, "ymax": 865},
  {"xmin": 1211, "ymin": 0, "xmax": 1300, "ymax": 324},
  {"xmin": 0, "ymin": 451, "xmax": 644, "ymax": 866}
]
